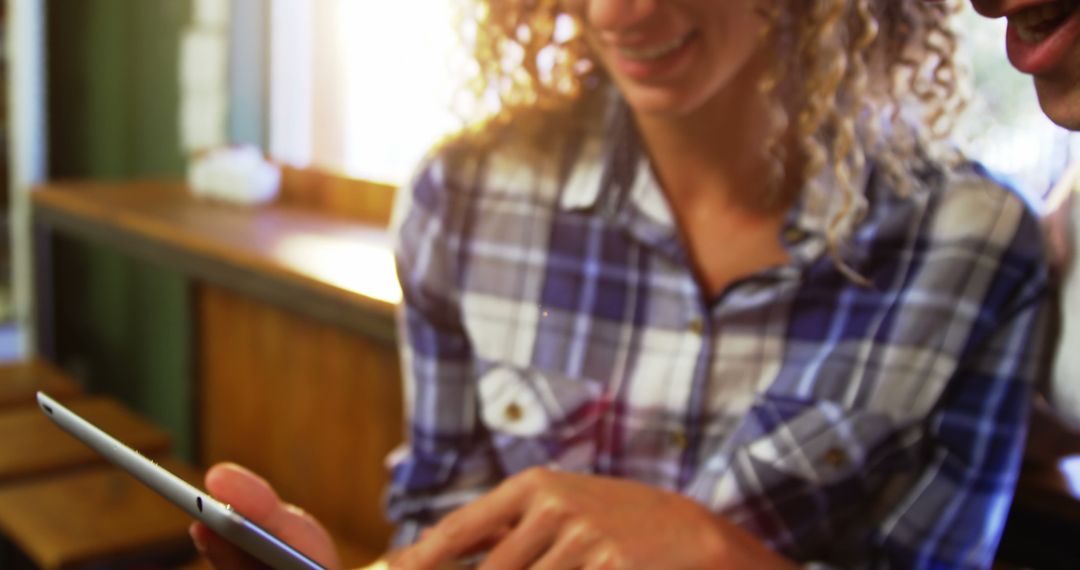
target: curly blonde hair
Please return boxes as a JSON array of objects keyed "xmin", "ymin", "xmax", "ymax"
[{"xmin": 450, "ymin": 0, "xmax": 967, "ymax": 270}]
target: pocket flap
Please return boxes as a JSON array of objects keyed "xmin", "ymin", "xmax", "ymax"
[
  {"xmin": 477, "ymin": 365, "xmax": 605, "ymax": 473},
  {"xmin": 741, "ymin": 395, "xmax": 895, "ymax": 485}
]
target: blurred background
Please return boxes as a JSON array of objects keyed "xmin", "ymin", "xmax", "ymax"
[{"xmin": 0, "ymin": 1, "xmax": 1075, "ymax": 569}]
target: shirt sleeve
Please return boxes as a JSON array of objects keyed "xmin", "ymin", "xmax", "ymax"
[
  {"xmin": 867, "ymin": 216, "xmax": 1052, "ymax": 568},
  {"xmin": 384, "ymin": 155, "xmax": 503, "ymax": 547}
]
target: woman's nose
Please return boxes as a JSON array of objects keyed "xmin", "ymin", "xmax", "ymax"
[{"xmin": 584, "ymin": 0, "xmax": 660, "ymax": 31}]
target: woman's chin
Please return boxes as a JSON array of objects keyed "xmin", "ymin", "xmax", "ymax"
[
  {"xmin": 1035, "ymin": 75, "xmax": 1080, "ymax": 131},
  {"xmin": 620, "ymin": 88, "xmax": 706, "ymax": 119}
]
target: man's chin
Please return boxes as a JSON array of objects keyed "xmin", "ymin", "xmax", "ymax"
[{"xmin": 1035, "ymin": 76, "xmax": 1080, "ymax": 131}]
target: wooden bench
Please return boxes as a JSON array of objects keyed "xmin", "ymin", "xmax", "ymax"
[
  {"xmin": 0, "ymin": 359, "xmax": 81, "ymax": 410},
  {"xmin": 0, "ymin": 358, "xmax": 384, "ymax": 568},
  {"xmin": 0, "ymin": 359, "xmax": 225, "ymax": 569},
  {"xmin": 0, "ymin": 459, "xmax": 201, "ymax": 569},
  {"xmin": 0, "ymin": 397, "xmax": 171, "ymax": 483}
]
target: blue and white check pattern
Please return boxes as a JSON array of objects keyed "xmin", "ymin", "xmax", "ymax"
[{"xmin": 386, "ymin": 101, "xmax": 1051, "ymax": 568}]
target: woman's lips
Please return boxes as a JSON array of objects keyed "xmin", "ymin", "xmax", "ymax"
[
  {"xmin": 616, "ymin": 33, "xmax": 693, "ymax": 60},
  {"xmin": 1007, "ymin": 0, "xmax": 1080, "ymax": 74},
  {"xmin": 609, "ymin": 31, "xmax": 699, "ymax": 81}
]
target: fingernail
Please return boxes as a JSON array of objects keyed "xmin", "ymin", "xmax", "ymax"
[
  {"xmin": 188, "ymin": 524, "xmax": 206, "ymax": 555},
  {"xmin": 387, "ymin": 553, "xmax": 407, "ymax": 570}
]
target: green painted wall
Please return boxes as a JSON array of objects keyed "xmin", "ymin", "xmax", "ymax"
[{"xmin": 47, "ymin": 0, "xmax": 194, "ymax": 459}]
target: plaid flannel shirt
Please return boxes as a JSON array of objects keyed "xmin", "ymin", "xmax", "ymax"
[{"xmin": 386, "ymin": 99, "xmax": 1051, "ymax": 568}]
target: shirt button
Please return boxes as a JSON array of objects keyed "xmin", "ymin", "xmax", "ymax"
[
  {"xmin": 823, "ymin": 448, "xmax": 848, "ymax": 469},
  {"xmin": 504, "ymin": 402, "xmax": 524, "ymax": 422},
  {"xmin": 688, "ymin": 318, "xmax": 704, "ymax": 335},
  {"xmin": 669, "ymin": 430, "xmax": 688, "ymax": 450}
]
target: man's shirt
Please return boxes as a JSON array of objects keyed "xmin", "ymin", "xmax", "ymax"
[
  {"xmin": 387, "ymin": 99, "xmax": 1051, "ymax": 569},
  {"xmin": 1049, "ymin": 163, "xmax": 1080, "ymax": 428}
]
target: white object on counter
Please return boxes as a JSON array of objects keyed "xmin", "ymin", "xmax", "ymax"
[{"xmin": 187, "ymin": 146, "xmax": 282, "ymax": 206}]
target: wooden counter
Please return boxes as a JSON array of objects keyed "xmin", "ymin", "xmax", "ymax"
[
  {"xmin": 33, "ymin": 181, "xmax": 406, "ymax": 559},
  {"xmin": 34, "ymin": 181, "xmax": 399, "ymax": 343}
]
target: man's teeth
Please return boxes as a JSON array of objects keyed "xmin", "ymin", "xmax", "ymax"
[
  {"xmin": 1013, "ymin": 0, "xmax": 1078, "ymax": 43},
  {"xmin": 618, "ymin": 34, "xmax": 690, "ymax": 61}
]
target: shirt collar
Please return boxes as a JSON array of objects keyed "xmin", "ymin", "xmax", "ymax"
[
  {"xmin": 782, "ymin": 162, "xmax": 872, "ymax": 265},
  {"xmin": 557, "ymin": 91, "xmax": 873, "ymax": 267},
  {"xmin": 558, "ymin": 86, "xmax": 626, "ymax": 212}
]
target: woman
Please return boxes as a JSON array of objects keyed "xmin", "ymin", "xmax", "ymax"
[{"xmin": 194, "ymin": 0, "xmax": 1051, "ymax": 568}]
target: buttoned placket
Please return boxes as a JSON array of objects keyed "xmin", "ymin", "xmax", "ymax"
[
  {"xmin": 582, "ymin": 98, "xmax": 821, "ymax": 485},
  {"xmin": 673, "ymin": 253, "xmax": 808, "ymax": 489},
  {"xmin": 676, "ymin": 289, "xmax": 713, "ymax": 489}
]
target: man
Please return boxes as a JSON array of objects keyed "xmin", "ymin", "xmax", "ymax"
[
  {"xmin": 970, "ymin": 0, "xmax": 1080, "ymax": 431},
  {"xmin": 971, "ymin": 0, "xmax": 1080, "ymax": 129}
]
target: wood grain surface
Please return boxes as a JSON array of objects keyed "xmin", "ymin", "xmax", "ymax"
[
  {"xmin": 0, "ymin": 459, "xmax": 199, "ymax": 569},
  {"xmin": 278, "ymin": 166, "xmax": 397, "ymax": 227},
  {"xmin": 0, "ymin": 359, "xmax": 82, "ymax": 410},
  {"xmin": 34, "ymin": 181, "xmax": 398, "ymax": 342},
  {"xmin": 0, "ymin": 397, "xmax": 171, "ymax": 483},
  {"xmin": 197, "ymin": 283, "xmax": 404, "ymax": 561}
]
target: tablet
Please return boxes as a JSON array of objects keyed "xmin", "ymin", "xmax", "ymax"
[{"xmin": 36, "ymin": 391, "xmax": 327, "ymax": 570}]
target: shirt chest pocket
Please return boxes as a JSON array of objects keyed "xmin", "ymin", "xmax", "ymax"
[
  {"xmin": 712, "ymin": 395, "xmax": 916, "ymax": 559},
  {"xmin": 718, "ymin": 394, "xmax": 914, "ymax": 519},
  {"xmin": 477, "ymin": 365, "xmax": 606, "ymax": 475},
  {"xmin": 738, "ymin": 395, "xmax": 899, "ymax": 486}
]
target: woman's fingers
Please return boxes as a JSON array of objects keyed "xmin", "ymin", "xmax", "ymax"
[
  {"xmin": 275, "ymin": 504, "xmax": 343, "ymax": 569},
  {"xmin": 398, "ymin": 473, "xmax": 533, "ymax": 569},
  {"xmin": 476, "ymin": 498, "xmax": 564, "ymax": 569},
  {"xmin": 528, "ymin": 520, "xmax": 603, "ymax": 570},
  {"xmin": 205, "ymin": 462, "xmax": 281, "ymax": 523},
  {"xmin": 196, "ymin": 463, "xmax": 343, "ymax": 570},
  {"xmin": 190, "ymin": 521, "xmax": 269, "ymax": 570}
]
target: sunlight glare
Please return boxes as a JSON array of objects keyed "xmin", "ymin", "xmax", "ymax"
[
  {"xmin": 338, "ymin": 1, "xmax": 461, "ymax": 185},
  {"xmin": 276, "ymin": 233, "xmax": 402, "ymax": 305}
]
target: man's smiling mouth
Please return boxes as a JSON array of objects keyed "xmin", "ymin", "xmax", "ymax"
[{"xmin": 1012, "ymin": 0, "xmax": 1080, "ymax": 43}]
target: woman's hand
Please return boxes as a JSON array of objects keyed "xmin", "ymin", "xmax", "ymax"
[
  {"xmin": 392, "ymin": 467, "xmax": 795, "ymax": 570},
  {"xmin": 189, "ymin": 462, "xmax": 343, "ymax": 570}
]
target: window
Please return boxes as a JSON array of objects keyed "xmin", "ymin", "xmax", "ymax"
[{"xmin": 270, "ymin": 0, "xmax": 461, "ymax": 185}]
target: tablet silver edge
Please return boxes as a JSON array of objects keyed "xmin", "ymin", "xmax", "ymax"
[{"xmin": 36, "ymin": 391, "xmax": 326, "ymax": 570}]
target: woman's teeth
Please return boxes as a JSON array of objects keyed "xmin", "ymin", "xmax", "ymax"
[
  {"xmin": 618, "ymin": 33, "xmax": 692, "ymax": 61},
  {"xmin": 1013, "ymin": 0, "xmax": 1079, "ymax": 43}
]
